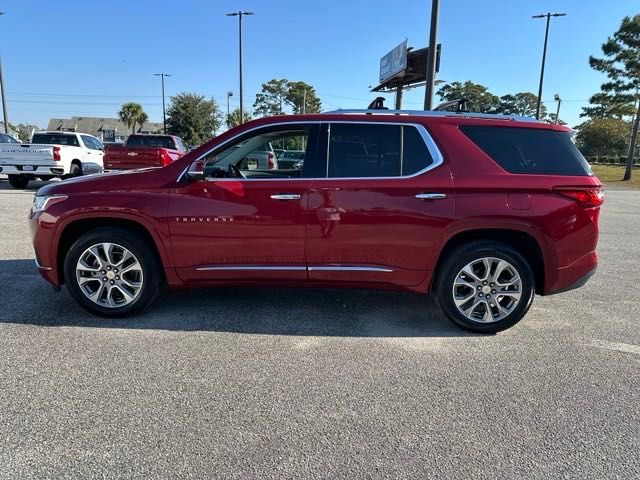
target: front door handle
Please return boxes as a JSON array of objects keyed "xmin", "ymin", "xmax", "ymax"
[
  {"xmin": 415, "ymin": 193, "xmax": 447, "ymax": 200},
  {"xmin": 270, "ymin": 194, "xmax": 301, "ymax": 201}
]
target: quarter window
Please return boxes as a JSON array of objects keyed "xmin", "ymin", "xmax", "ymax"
[{"xmin": 327, "ymin": 123, "xmax": 434, "ymax": 178}]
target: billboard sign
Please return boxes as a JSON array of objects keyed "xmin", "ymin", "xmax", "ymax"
[{"xmin": 379, "ymin": 40, "xmax": 408, "ymax": 83}]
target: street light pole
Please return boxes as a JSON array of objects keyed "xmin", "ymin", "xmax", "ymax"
[
  {"xmin": 154, "ymin": 73, "xmax": 171, "ymax": 134},
  {"xmin": 226, "ymin": 91, "xmax": 233, "ymax": 126},
  {"xmin": 532, "ymin": 12, "xmax": 566, "ymax": 120},
  {"xmin": 554, "ymin": 94, "xmax": 562, "ymax": 124},
  {"xmin": 423, "ymin": 0, "xmax": 440, "ymax": 110},
  {"xmin": 227, "ymin": 11, "xmax": 254, "ymax": 124},
  {"xmin": 0, "ymin": 12, "xmax": 9, "ymax": 134}
]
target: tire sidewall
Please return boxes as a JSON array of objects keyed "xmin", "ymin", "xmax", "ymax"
[
  {"xmin": 63, "ymin": 228, "xmax": 161, "ymax": 317},
  {"xmin": 437, "ymin": 242, "xmax": 535, "ymax": 333}
]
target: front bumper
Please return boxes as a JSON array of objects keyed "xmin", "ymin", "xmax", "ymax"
[{"xmin": 29, "ymin": 211, "xmax": 61, "ymax": 289}]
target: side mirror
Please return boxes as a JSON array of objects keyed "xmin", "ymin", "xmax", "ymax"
[{"xmin": 185, "ymin": 160, "xmax": 205, "ymax": 182}]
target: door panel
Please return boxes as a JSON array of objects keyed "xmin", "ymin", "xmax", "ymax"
[
  {"xmin": 305, "ymin": 121, "xmax": 455, "ymax": 287},
  {"xmin": 306, "ymin": 173, "xmax": 455, "ymax": 286},
  {"xmin": 169, "ymin": 179, "xmax": 310, "ymax": 282}
]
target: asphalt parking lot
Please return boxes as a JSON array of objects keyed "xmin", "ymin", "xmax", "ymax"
[{"xmin": 0, "ymin": 176, "xmax": 638, "ymax": 479}]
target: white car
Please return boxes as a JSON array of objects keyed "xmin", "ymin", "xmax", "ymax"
[{"xmin": 0, "ymin": 131, "xmax": 104, "ymax": 189}]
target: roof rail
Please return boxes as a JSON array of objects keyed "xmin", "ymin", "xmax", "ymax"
[{"xmin": 323, "ymin": 109, "xmax": 538, "ymax": 123}]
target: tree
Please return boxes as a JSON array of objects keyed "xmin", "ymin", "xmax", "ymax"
[
  {"xmin": 575, "ymin": 118, "xmax": 630, "ymax": 158},
  {"xmin": 166, "ymin": 93, "xmax": 222, "ymax": 147},
  {"xmin": 286, "ymin": 81, "xmax": 322, "ymax": 114},
  {"xmin": 589, "ymin": 15, "xmax": 640, "ymax": 180},
  {"xmin": 10, "ymin": 123, "xmax": 38, "ymax": 142},
  {"xmin": 118, "ymin": 102, "xmax": 147, "ymax": 134},
  {"xmin": 227, "ymin": 108, "xmax": 253, "ymax": 129},
  {"xmin": 436, "ymin": 81, "xmax": 501, "ymax": 113},
  {"xmin": 497, "ymin": 92, "xmax": 546, "ymax": 118},
  {"xmin": 545, "ymin": 114, "xmax": 567, "ymax": 126},
  {"xmin": 253, "ymin": 79, "xmax": 290, "ymax": 117},
  {"xmin": 580, "ymin": 92, "xmax": 636, "ymax": 119}
]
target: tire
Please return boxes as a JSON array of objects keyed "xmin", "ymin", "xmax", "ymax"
[
  {"xmin": 63, "ymin": 227, "xmax": 163, "ymax": 317},
  {"xmin": 436, "ymin": 240, "xmax": 535, "ymax": 333},
  {"xmin": 70, "ymin": 162, "xmax": 82, "ymax": 176},
  {"xmin": 8, "ymin": 174, "xmax": 30, "ymax": 189}
]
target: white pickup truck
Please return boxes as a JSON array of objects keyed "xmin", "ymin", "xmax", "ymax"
[{"xmin": 0, "ymin": 131, "xmax": 104, "ymax": 189}]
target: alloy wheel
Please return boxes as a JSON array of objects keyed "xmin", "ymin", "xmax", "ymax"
[
  {"xmin": 75, "ymin": 242, "xmax": 144, "ymax": 308},
  {"xmin": 451, "ymin": 256, "xmax": 522, "ymax": 323}
]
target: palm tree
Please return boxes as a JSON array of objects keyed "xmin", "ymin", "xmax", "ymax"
[
  {"xmin": 137, "ymin": 112, "xmax": 148, "ymax": 132},
  {"xmin": 118, "ymin": 102, "xmax": 147, "ymax": 134}
]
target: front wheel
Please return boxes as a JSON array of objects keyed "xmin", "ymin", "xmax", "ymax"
[
  {"xmin": 436, "ymin": 241, "xmax": 535, "ymax": 333},
  {"xmin": 8, "ymin": 174, "xmax": 30, "ymax": 189},
  {"xmin": 63, "ymin": 227, "xmax": 163, "ymax": 317}
]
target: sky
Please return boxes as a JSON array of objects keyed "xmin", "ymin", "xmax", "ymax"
[{"xmin": 0, "ymin": 0, "xmax": 635, "ymax": 130}]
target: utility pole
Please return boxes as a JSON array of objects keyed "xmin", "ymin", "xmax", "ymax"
[
  {"xmin": 227, "ymin": 11, "xmax": 254, "ymax": 124},
  {"xmin": 532, "ymin": 12, "xmax": 566, "ymax": 120},
  {"xmin": 303, "ymin": 89, "xmax": 307, "ymax": 114},
  {"xmin": 423, "ymin": 0, "xmax": 440, "ymax": 110},
  {"xmin": 153, "ymin": 73, "xmax": 171, "ymax": 134},
  {"xmin": 554, "ymin": 94, "xmax": 561, "ymax": 124},
  {"xmin": 0, "ymin": 12, "xmax": 8, "ymax": 134}
]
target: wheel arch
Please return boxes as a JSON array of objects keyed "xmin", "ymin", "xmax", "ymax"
[
  {"xmin": 56, "ymin": 216, "xmax": 167, "ymax": 285},
  {"xmin": 430, "ymin": 228, "xmax": 546, "ymax": 295}
]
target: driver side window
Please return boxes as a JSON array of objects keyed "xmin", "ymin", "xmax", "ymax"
[{"xmin": 202, "ymin": 127, "xmax": 312, "ymax": 180}]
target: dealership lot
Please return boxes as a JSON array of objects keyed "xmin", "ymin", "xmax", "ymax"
[{"xmin": 0, "ymin": 177, "xmax": 638, "ymax": 479}]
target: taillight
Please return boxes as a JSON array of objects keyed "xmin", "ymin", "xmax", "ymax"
[
  {"xmin": 158, "ymin": 149, "xmax": 172, "ymax": 166},
  {"xmin": 53, "ymin": 146, "xmax": 61, "ymax": 161},
  {"xmin": 267, "ymin": 152, "xmax": 275, "ymax": 170},
  {"xmin": 554, "ymin": 187, "xmax": 604, "ymax": 208}
]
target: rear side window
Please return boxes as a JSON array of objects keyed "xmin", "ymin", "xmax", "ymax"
[
  {"xmin": 327, "ymin": 124, "xmax": 434, "ymax": 178},
  {"xmin": 460, "ymin": 126, "xmax": 592, "ymax": 176},
  {"xmin": 32, "ymin": 133, "xmax": 79, "ymax": 147},
  {"xmin": 127, "ymin": 136, "xmax": 175, "ymax": 149}
]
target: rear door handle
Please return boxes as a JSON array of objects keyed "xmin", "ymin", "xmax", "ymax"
[
  {"xmin": 415, "ymin": 193, "xmax": 447, "ymax": 200},
  {"xmin": 270, "ymin": 194, "xmax": 301, "ymax": 201}
]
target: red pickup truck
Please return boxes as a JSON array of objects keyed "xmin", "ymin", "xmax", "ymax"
[{"xmin": 104, "ymin": 134, "xmax": 186, "ymax": 170}]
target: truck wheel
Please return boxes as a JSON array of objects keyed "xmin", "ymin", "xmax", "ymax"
[
  {"xmin": 63, "ymin": 227, "xmax": 163, "ymax": 317},
  {"xmin": 8, "ymin": 174, "xmax": 30, "ymax": 189},
  {"xmin": 70, "ymin": 162, "xmax": 82, "ymax": 176},
  {"xmin": 436, "ymin": 241, "xmax": 535, "ymax": 334}
]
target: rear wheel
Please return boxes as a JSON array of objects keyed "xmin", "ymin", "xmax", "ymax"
[
  {"xmin": 436, "ymin": 241, "xmax": 535, "ymax": 333},
  {"xmin": 8, "ymin": 174, "xmax": 30, "ymax": 189},
  {"xmin": 63, "ymin": 227, "xmax": 162, "ymax": 317},
  {"xmin": 70, "ymin": 162, "xmax": 82, "ymax": 176}
]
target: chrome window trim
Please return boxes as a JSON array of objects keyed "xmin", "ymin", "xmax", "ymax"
[{"xmin": 177, "ymin": 120, "xmax": 444, "ymax": 183}]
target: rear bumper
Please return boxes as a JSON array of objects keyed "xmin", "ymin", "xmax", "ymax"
[
  {"xmin": 0, "ymin": 165, "xmax": 64, "ymax": 176},
  {"xmin": 544, "ymin": 250, "xmax": 598, "ymax": 295}
]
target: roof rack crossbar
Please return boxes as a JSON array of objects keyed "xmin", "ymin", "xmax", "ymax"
[{"xmin": 323, "ymin": 109, "xmax": 538, "ymax": 123}]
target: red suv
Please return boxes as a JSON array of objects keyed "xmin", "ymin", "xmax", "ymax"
[{"xmin": 29, "ymin": 111, "xmax": 602, "ymax": 333}]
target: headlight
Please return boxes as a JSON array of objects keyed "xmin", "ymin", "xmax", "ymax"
[{"xmin": 32, "ymin": 194, "xmax": 68, "ymax": 213}]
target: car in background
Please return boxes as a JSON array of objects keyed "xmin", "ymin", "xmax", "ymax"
[
  {"xmin": 0, "ymin": 131, "xmax": 104, "ymax": 189},
  {"xmin": 30, "ymin": 110, "xmax": 602, "ymax": 333},
  {"xmin": 278, "ymin": 149, "xmax": 305, "ymax": 169},
  {"xmin": 104, "ymin": 134, "xmax": 186, "ymax": 170},
  {"xmin": 0, "ymin": 133, "xmax": 20, "ymax": 144}
]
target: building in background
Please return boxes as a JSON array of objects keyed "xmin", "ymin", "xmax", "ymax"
[{"xmin": 46, "ymin": 116, "xmax": 164, "ymax": 143}]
